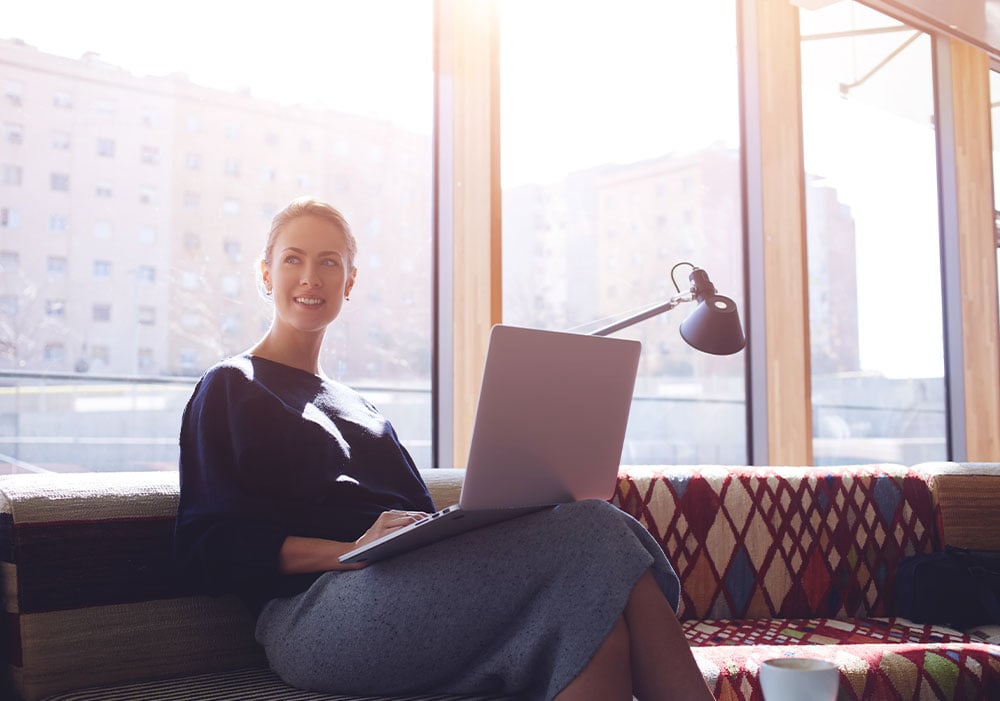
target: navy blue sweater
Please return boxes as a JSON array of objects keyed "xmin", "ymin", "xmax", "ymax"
[{"xmin": 174, "ymin": 354, "xmax": 435, "ymax": 611}]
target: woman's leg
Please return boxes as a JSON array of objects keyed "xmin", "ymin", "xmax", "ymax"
[
  {"xmin": 556, "ymin": 570, "xmax": 715, "ymax": 701},
  {"xmin": 554, "ymin": 615, "xmax": 632, "ymax": 701},
  {"xmin": 625, "ymin": 570, "xmax": 715, "ymax": 701}
]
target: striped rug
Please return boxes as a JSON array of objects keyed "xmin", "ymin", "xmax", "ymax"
[{"xmin": 42, "ymin": 667, "xmax": 513, "ymax": 701}]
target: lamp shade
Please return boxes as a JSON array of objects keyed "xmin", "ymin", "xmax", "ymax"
[{"xmin": 679, "ymin": 293, "xmax": 746, "ymax": 355}]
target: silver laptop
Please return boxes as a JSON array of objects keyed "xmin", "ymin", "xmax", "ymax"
[{"xmin": 339, "ymin": 324, "xmax": 641, "ymax": 564}]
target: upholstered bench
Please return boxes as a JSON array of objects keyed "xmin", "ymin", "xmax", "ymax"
[
  {"xmin": 3, "ymin": 463, "xmax": 1000, "ymax": 700},
  {"xmin": 613, "ymin": 463, "xmax": 1000, "ymax": 699}
]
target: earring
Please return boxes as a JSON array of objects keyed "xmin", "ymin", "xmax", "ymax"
[
  {"xmin": 345, "ymin": 295, "xmax": 350, "ymax": 301},
  {"xmin": 265, "ymin": 288, "xmax": 273, "ymax": 296}
]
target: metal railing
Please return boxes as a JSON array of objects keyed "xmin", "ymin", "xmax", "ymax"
[{"xmin": 0, "ymin": 370, "xmax": 948, "ymax": 474}]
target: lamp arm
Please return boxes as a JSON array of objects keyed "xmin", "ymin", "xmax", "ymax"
[{"xmin": 590, "ymin": 290, "xmax": 695, "ymax": 337}]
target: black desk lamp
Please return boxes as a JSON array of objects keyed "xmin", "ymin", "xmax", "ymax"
[{"xmin": 589, "ymin": 262, "xmax": 746, "ymax": 355}]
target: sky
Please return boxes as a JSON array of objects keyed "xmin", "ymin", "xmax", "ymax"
[
  {"xmin": 4, "ymin": 0, "xmax": 434, "ymax": 130},
  {"xmin": 498, "ymin": 0, "xmax": 742, "ymax": 186}
]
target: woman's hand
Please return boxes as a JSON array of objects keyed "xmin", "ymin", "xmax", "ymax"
[
  {"xmin": 354, "ymin": 510, "xmax": 431, "ymax": 548},
  {"xmin": 277, "ymin": 510, "xmax": 431, "ymax": 574}
]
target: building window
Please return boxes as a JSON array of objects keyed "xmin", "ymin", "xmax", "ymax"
[
  {"xmin": 223, "ymin": 240, "xmax": 242, "ymax": 263},
  {"xmin": 800, "ymin": 4, "xmax": 946, "ymax": 465},
  {"xmin": 0, "ymin": 294, "xmax": 18, "ymax": 316},
  {"xmin": 179, "ymin": 349, "xmax": 198, "ymax": 370},
  {"xmin": 3, "ymin": 80, "xmax": 23, "ymax": 107},
  {"xmin": 93, "ymin": 260, "xmax": 112, "ymax": 278},
  {"xmin": 44, "ymin": 343, "xmax": 66, "ymax": 362},
  {"xmin": 50, "ymin": 173, "xmax": 70, "ymax": 191},
  {"xmin": 3, "ymin": 122, "xmax": 23, "ymax": 145},
  {"xmin": 91, "ymin": 345, "xmax": 111, "ymax": 366},
  {"xmin": 222, "ymin": 314, "xmax": 241, "ymax": 336},
  {"xmin": 53, "ymin": 92, "xmax": 73, "ymax": 109},
  {"xmin": 47, "ymin": 256, "xmax": 67, "ymax": 275},
  {"xmin": 1, "ymin": 207, "xmax": 21, "ymax": 229},
  {"xmin": 46, "ymin": 299, "xmax": 66, "ymax": 318},
  {"xmin": 97, "ymin": 138, "xmax": 115, "ymax": 157},
  {"xmin": 136, "ymin": 265, "xmax": 156, "ymax": 283},
  {"xmin": 3, "ymin": 164, "xmax": 23, "ymax": 186},
  {"xmin": 92, "ymin": 303, "xmax": 111, "ymax": 322},
  {"xmin": 137, "ymin": 347, "xmax": 154, "ymax": 371},
  {"xmin": 49, "ymin": 214, "xmax": 69, "ymax": 233},
  {"xmin": 51, "ymin": 130, "xmax": 71, "ymax": 150},
  {"xmin": 3, "ymin": 0, "xmax": 434, "ymax": 466},
  {"xmin": 501, "ymin": 0, "xmax": 745, "ymax": 464},
  {"xmin": 0, "ymin": 250, "xmax": 19, "ymax": 272}
]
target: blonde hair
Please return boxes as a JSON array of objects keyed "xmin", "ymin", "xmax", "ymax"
[{"xmin": 257, "ymin": 197, "xmax": 357, "ymax": 298}]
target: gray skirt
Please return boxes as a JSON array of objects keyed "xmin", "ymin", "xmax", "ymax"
[{"xmin": 255, "ymin": 499, "xmax": 680, "ymax": 701}]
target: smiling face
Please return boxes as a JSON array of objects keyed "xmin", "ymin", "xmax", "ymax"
[{"xmin": 261, "ymin": 213, "xmax": 357, "ymax": 337}]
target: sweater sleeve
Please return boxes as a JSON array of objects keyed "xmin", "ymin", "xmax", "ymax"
[{"xmin": 174, "ymin": 368, "xmax": 294, "ymax": 600}]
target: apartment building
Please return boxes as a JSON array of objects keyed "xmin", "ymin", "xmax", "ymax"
[{"xmin": 0, "ymin": 37, "xmax": 432, "ymax": 380}]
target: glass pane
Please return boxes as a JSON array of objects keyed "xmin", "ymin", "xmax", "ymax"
[
  {"xmin": 0, "ymin": 1, "xmax": 434, "ymax": 472},
  {"xmin": 500, "ymin": 0, "xmax": 746, "ymax": 464},
  {"xmin": 800, "ymin": 2, "xmax": 947, "ymax": 465}
]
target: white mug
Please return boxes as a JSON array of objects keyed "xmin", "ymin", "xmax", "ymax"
[{"xmin": 759, "ymin": 657, "xmax": 840, "ymax": 701}]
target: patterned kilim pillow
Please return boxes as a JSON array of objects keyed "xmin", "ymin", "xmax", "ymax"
[{"xmin": 613, "ymin": 464, "xmax": 940, "ymax": 621}]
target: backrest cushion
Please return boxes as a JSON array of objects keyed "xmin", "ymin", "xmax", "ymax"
[
  {"xmin": 0, "ymin": 472, "xmax": 264, "ymax": 701},
  {"xmin": 612, "ymin": 464, "xmax": 939, "ymax": 620},
  {"xmin": 916, "ymin": 462, "xmax": 1000, "ymax": 550}
]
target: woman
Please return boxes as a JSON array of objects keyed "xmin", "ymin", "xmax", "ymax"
[{"xmin": 174, "ymin": 197, "xmax": 715, "ymax": 701}]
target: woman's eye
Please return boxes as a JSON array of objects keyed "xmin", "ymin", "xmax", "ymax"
[
  {"xmin": 322, "ymin": 259, "xmax": 340, "ymax": 267},
  {"xmin": 283, "ymin": 255, "xmax": 300, "ymax": 264}
]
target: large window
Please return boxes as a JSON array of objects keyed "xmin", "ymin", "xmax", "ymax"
[
  {"xmin": 0, "ymin": 1, "xmax": 433, "ymax": 473},
  {"xmin": 799, "ymin": 2, "xmax": 947, "ymax": 465},
  {"xmin": 499, "ymin": 0, "xmax": 746, "ymax": 464}
]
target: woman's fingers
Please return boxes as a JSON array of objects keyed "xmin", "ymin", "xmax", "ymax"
[
  {"xmin": 385, "ymin": 510, "xmax": 430, "ymax": 523},
  {"xmin": 384, "ymin": 511, "xmax": 428, "ymax": 529},
  {"xmin": 365, "ymin": 510, "xmax": 430, "ymax": 540}
]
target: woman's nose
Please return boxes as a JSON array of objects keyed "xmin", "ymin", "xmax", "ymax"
[{"xmin": 300, "ymin": 263, "xmax": 322, "ymax": 286}]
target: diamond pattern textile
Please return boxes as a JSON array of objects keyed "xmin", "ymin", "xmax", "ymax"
[{"xmin": 612, "ymin": 465, "xmax": 940, "ymax": 621}]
